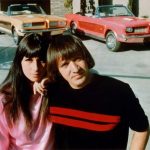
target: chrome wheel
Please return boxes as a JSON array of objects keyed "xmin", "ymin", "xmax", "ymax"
[
  {"xmin": 70, "ymin": 22, "xmax": 77, "ymax": 34},
  {"xmin": 12, "ymin": 28, "xmax": 21, "ymax": 45},
  {"xmin": 106, "ymin": 31, "xmax": 121, "ymax": 52}
]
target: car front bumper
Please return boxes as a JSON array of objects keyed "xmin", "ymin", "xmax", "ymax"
[
  {"xmin": 120, "ymin": 34, "xmax": 150, "ymax": 43},
  {"xmin": 18, "ymin": 27, "xmax": 67, "ymax": 36}
]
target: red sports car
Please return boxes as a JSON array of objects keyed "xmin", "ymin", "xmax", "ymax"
[{"xmin": 65, "ymin": 5, "xmax": 150, "ymax": 51}]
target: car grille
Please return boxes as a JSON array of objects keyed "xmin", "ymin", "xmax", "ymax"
[
  {"xmin": 49, "ymin": 21, "xmax": 58, "ymax": 27},
  {"xmin": 32, "ymin": 22, "xmax": 45, "ymax": 27},
  {"xmin": 134, "ymin": 27, "xmax": 149, "ymax": 33}
]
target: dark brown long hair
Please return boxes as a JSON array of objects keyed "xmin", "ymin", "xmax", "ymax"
[
  {"xmin": 0, "ymin": 33, "xmax": 49, "ymax": 128},
  {"xmin": 47, "ymin": 34, "xmax": 95, "ymax": 81}
]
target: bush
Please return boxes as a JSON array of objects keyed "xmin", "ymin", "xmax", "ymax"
[{"xmin": 64, "ymin": 0, "xmax": 72, "ymax": 8}]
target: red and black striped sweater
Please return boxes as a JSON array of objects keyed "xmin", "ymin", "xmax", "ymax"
[{"xmin": 48, "ymin": 74, "xmax": 149, "ymax": 149}]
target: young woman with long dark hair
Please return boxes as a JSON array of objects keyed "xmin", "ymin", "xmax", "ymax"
[{"xmin": 0, "ymin": 33, "xmax": 54, "ymax": 150}]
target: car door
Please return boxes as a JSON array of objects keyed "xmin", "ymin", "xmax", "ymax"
[{"xmin": 77, "ymin": 14, "xmax": 105, "ymax": 38}]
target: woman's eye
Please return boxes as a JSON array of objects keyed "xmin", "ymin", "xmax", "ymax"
[{"xmin": 25, "ymin": 58, "xmax": 32, "ymax": 61}]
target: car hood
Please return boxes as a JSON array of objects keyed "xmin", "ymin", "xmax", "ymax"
[
  {"xmin": 12, "ymin": 14, "xmax": 66, "ymax": 22},
  {"xmin": 103, "ymin": 16, "xmax": 150, "ymax": 27}
]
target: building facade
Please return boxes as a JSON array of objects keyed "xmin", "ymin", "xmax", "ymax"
[
  {"xmin": 50, "ymin": 0, "xmax": 71, "ymax": 16},
  {"xmin": 0, "ymin": 0, "xmax": 149, "ymax": 18},
  {"xmin": 113, "ymin": 0, "xmax": 149, "ymax": 17},
  {"xmin": 0, "ymin": 0, "xmax": 50, "ymax": 14},
  {"xmin": 72, "ymin": 0, "xmax": 149, "ymax": 18}
]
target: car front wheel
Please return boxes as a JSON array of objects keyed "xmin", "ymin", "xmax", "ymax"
[
  {"xmin": 70, "ymin": 22, "xmax": 77, "ymax": 34},
  {"xmin": 12, "ymin": 28, "xmax": 22, "ymax": 45},
  {"xmin": 106, "ymin": 31, "xmax": 121, "ymax": 52}
]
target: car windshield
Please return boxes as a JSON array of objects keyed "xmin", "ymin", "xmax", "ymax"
[
  {"xmin": 9, "ymin": 4, "xmax": 46, "ymax": 15},
  {"xmin": 97, "ymin": 5, "xmax": 134, "ymax": 18}
]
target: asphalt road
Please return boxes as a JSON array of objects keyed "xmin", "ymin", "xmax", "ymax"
[
  {"xmin": 0, "ymin": 33, "xmax": 16, "ymax": 69},
  {"xmin": 0, "ymin": 33, "xmax": 150, "ymax": 149}
]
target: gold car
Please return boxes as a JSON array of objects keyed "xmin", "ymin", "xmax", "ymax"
[{"xmin": 0, "ymin": 3, "xmax": 67, "ymax": 44}]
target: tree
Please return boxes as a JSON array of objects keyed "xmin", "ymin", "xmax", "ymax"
[
  {"xmin": 81, "ymin": 0, "xmax": 86, "ymax": 15},
  {"xmin": 128, "ymin": 0, "xmax": 139, "ymax": 16},
  {"xmin": 64, "ymin": 0, "xmax": 72, "ymax": 9},
  {"xmin": 128, "ymin": 0, "xmax": 133, "ymax": 11}
]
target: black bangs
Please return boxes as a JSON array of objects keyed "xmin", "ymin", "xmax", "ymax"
[
  {"xmin": 18, "ymin": 33, "xmax": 48, "ymax": 61},
  {"xmin": 24, "ymin": 46, "xmax": 47, "ymax": 61},
  {"xmin": 51, "ymin": 34, "xmax": 85, "ymax": 60},
  {"xmin": 60, "ymin": 42, "xmax": 82, "ymax": 60}
]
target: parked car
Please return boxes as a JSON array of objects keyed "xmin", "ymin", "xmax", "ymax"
[
  {"xmin": 0, "ymin": 3, "xmax": 67, "ymax": 44},
  {"xmin": 65, "ymin": 4, "xmax": 150, "ymax": 51}
]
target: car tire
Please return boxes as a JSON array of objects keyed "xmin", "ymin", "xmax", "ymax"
[
  {"xmin": 144, "ymin": 42, "xmax": 150, "ymax": 47},
  {"xmin": 143, "ymin": 38, "xmax": 150, "ymax": 48},
  {"xmin": 12, "ymin": 27, "xmax": 22, "ymax": 45},
  {"xmin": 0, "ymin": 31, "xmax": 4, "ymax": 34},
  {"xmin": 106, "ymin": 31, "xmax": 121, "ymax": 52},
  {"xmin": 70, "ymin": 22, "xmax": 77, "ymax": 35}
]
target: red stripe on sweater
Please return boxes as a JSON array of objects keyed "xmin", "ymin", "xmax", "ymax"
[
  {"xmin": 50, "ymin": 107, "xmax": 120, "ymax": 123},
  {"xmin": 49, "ymin": 115, "xmax": 118, "ymax": 131}
]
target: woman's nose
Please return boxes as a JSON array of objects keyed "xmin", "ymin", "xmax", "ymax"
[{"xmin": 32, "ymin": 61, "xmax": 39, "ymax": 71}]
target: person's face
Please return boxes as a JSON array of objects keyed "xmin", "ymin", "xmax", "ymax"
[
  {"xmin": 57, "ymin": 56, "xmax": 91, "ymax": 89},
  {"xmin": 21, "ymin": 56, "xmax": 46, "ymax": 82}
]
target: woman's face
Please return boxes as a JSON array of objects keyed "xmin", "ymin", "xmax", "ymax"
[{"xmin": 21, "ymin": 56, "xmax": 46, "ymax": 82}]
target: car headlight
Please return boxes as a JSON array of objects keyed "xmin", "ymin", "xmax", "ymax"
[
  {"xmin": 49, "ymin": 21, "xmax": 58, "ymax": 27},
  {"xmin": 58, "ymin": 21, "xmax": 67, "ymax": 27},
  {"xmin": 126, "ymin": 27, "xmax": 133, "ymax": 33},
  {"xmin": 23, "ymin": 23, "xmax": 32, "ymax": 27}
]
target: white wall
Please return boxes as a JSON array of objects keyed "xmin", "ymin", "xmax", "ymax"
[
  {"xmin": 113, "ymin": 0, "xmax": 150, "ymax": 17},
  {"xmin": 113, "ymin": 0, "xmax": 127, "ymax": 6},
  {"xmin": 139, "ymin": 0, "xmax": 150, "ymax": 17},
  {"xmin": 73, "ymin": 0, "xmax": 80, "ymax": 13},
  {"xmin": 72, "ymin": 0, "xmax": 150, "ymax": 17}
]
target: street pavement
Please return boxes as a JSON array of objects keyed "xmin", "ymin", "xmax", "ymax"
[{"xmin": 0, "ymin": 34, "xmax": 150, "ymax": 149}]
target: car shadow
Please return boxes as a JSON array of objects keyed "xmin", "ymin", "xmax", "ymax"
[
  {"xmin": 79, "ymin": 36, "xmax": 150, "ymax": 52},
  {"xmin": 64, "ymin": 29, "xmax": 92, "ymax": 41},
  {"xmin": 120, "ymin": 43, "xmax": 150, "ymax": 52},
  {"xmin": 56, "ymin": 30, "xmax": 150, "ymax": 52}
]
